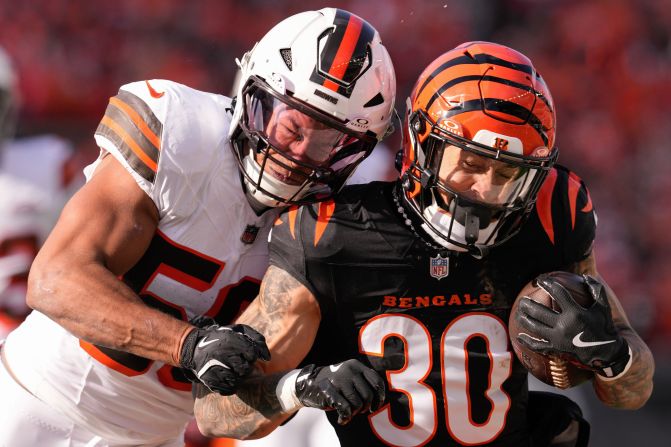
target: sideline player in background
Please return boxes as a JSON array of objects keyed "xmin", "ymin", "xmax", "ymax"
[
  {"xmin": 0, "ymin": 47, "xmax": 77, "ymax": 338},
  {"xmin": 192, "ymin": 42, "xmax": 653, "ymax": 446},
  {"xmin": 0, "ymin": 8, "xmax": 396, "ymax": 446}
]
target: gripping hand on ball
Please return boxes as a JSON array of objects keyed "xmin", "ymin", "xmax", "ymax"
[
  {"xmin": 515, "ymin": 273, "xmax": 631, "ymax": 378},
  {"xmin": 180, "ymin": 322, "xmax": 271, "ymax": 395}
]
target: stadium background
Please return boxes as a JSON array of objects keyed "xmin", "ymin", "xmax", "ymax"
[{"xmin": 1, "ymin": 0, "xmax": 669, "ymax": 444}]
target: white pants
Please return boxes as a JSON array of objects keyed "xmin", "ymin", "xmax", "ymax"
[
  {"xmin": 0, "ymin": 342, "xmax": 110, "ymax": 447},
  {"xmin": 0, "ymin": 342, "xmax": 188, "ymax": 447}
]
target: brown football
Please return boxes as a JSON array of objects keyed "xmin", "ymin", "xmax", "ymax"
[{"xmin": 509, "ymin": 271, "xmax": 595, "ymax": 389}]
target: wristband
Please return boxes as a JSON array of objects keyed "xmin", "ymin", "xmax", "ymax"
[
  {"xmin": 597, "ymin": 346, "xmax": 633, "ymax": 381},
  {"xmin": 275, "ymin": 369, "xmax": 303, "ymax": 412}
]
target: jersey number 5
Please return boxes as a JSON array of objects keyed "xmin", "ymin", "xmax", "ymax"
[
  {"xmin": 81, "ymin": 230, "xmax": 260, "ymax": 390},
  {"xmin": 359, "ymin": 312, "xmax": 512, "ymax": 446}
]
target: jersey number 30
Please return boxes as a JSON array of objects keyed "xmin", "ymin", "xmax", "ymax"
[{"xmin": 359, "ymin": 313, "xmax": 512, "ymax": 446}]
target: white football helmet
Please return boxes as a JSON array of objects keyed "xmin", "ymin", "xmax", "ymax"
[
  {"xmin": 0, "ymin": 46, "xmax": 18, "ymax": 149},
  {"xmin": 229, "ymin": 8, "xmax": 396, "ymax": 207}
]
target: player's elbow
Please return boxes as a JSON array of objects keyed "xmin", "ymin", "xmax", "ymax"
[{"xmin": 25, "ymin": 255, "xmax": 67, "ymax": 316}]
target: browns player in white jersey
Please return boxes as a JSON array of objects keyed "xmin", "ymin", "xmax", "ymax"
[
  {"xmin": 0, "ymin": 8, "xmax": 396, "ymax": 446},
  {"xmin": 0, "ymin": 47, "xmax": 76, "ymax": 339}
]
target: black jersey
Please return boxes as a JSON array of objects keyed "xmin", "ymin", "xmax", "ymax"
[{"xmin": 269, "ymin": 165, "xmax": 596, "ymax": 447}]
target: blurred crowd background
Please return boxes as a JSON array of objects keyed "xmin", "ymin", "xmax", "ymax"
[{"xmin": 1, "ymin": 0, "xmax": 669, "ymax": 444}]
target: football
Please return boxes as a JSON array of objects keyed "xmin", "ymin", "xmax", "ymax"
[{"xmin": 509, "ymin": 271, "xmax": 595, "ymax": 388}]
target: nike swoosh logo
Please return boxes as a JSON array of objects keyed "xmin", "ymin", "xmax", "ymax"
[
  {"xmin": 198, "ymin": 337, "xmax": 219, "ymax": 348},
  {"xmin": 196, "ymin": 359, "xmax": 231, "ymax": 378},
  {"xmin": 572, "ymin": 331, "xmax": 616, "ymax": 348},
  {"xmin": 518, "ymin": 332, "xmax": 549, "ymax": 343},
  {"xmin": 329, "ymin": 362, "xmax": 343, "ymax": 373},
  {"xmin": 145, "ymin": 80, "xmax": 164, "ymax": 98}
]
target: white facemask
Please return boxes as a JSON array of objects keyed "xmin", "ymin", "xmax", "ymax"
[
  {"xmin": 242, "ymin": 154, "xmax": 310, "ymax": 207},
  {"xmin": 421, "ymin": 198, "xmax": 500, "ymax": 252}
]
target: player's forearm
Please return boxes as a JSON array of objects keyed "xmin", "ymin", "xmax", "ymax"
[
  {"xmin": 593, "ymin": 330, "xmax": 654, "ymax": 409},
  {"xmin": 194, "ymin": 373, "xmax": 291, "ymax": 439},
  {"xmin": 27, "ymin": 258, "xmax": 192, "ymax": 366}
]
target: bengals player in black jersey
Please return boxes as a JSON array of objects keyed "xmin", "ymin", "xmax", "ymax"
[{"xmin": 193, "ymin": 42, "xmax": 654, "ymax": 447}]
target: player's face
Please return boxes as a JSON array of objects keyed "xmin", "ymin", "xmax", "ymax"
[
  {"xmin": 437, "ymin": 146, "xmax": 513, "ymax": 206},
  {"xmin": 256, "ymin": 103, "xmax": 346, "ymax": 185},
  {"xmin": 437, "ymin": 145, "xmax": 550, "ymax": 206}
]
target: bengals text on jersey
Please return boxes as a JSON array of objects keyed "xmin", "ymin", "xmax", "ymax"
[{"xmin": 269, "ymin": 166, "xmax": 596, "ymax": 447}]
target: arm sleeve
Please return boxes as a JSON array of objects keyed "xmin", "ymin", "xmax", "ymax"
[{"xmin": 553, "ymin": 167, "xmax": 598, "ymax": 264}]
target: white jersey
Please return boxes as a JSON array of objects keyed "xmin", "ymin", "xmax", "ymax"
[
  {"xmin": 1, "ymin": 134, "xmax": 75, "ymax": 195},
  {"xmin": 3, "ymin": 80, "xmax": 278, "ymax": 445},
  {"xmin": 0, "ymin": 172, "xmax": 50, "ymax": 334}
]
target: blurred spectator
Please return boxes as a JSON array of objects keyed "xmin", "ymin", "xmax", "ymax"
[{"xmin": 0, "ymin": 1, "xmax": 669, "ymax": 444}]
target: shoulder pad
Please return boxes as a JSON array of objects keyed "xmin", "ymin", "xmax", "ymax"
[
  {"xmin": 94, "ymin": 80, "xmax": 232, "ymax": 184},
  {"xmin": 534, "ymin": 166, "xmax": 596, "ymax": 259}
]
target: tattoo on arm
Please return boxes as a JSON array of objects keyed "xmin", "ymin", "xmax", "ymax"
[
  {"xmin": 194, "ymin": 371, "xmax": 287, "ymax": 438},
  {"xmin": 237, "ymin": 265, "xmax": 307, "ymax": 340},
  {"xmin": 570, "ymin": 251, "xmax": 655, "ymax": 409},
  {"xmin": 594, "ymin": 335, "xmax": 655, "ymax": 409},
  {"xmin": 194, "ymin": 266, "xmax": 314, "ymax": 437}
]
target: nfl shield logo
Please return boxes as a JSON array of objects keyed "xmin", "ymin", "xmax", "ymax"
[
  {"xmin": 430, "ymin": 254, "xmax": 449, "ymax": 280},
  {"xmin": 240, "ymin": 225, "xmax": 260, "ymax": 244}
]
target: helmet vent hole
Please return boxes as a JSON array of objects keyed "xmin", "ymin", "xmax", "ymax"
[
  {"xmin": 279, "ymin": 48, "xmax": 293, "ymax": 71},
  {"xmin": 363, "ymin": 92, "xmax": 384, "ymax": 108}
]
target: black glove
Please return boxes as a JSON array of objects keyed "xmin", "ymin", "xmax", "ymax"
[
  {"xmin": 295, "ymin": 359, "xmax": 386, "ymax": 425},
  {"xmin": 180, "ymin": 322, "xmax": 271, "ymax": 395},
  {"xmin": 515, "ymin": 273, "xmax": 630, "ymax": 378}
]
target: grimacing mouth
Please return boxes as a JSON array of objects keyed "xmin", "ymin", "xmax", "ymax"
[{"xmin": 264, "ymin": 161, "xmax": 308, "ymax": 186}]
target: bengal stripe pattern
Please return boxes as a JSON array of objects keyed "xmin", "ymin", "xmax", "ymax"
[
  {"xmin": 536, "ymin": 167, "xmax": 558, "ymax": 244},
  {"xmin": 95, "ymin": 90, "xmax": 162, "ymax": 183},
  {"xmin": 314, "ymin": 199, "xmax": 336, "ymax": 246},
  {"xmin": 310, "ymin": 9, "xmax": 375, "ymax": 97},
  {"xmin": 413, "ymin": 48, "xmax": 554, "ymax": 148}
]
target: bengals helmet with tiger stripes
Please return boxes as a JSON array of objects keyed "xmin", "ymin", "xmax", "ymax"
[
  {"xmin": 399, "ymin": 41, "xmax": 558, "ymax": 255},
  {"xmin": 230, "ymin": 8, "xmax": 396, "ymax": 207}
]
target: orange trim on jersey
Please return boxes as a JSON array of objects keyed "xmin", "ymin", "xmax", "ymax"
[
  {"xmin": 323, "ymin": 14, "xmax": 363, "ymax": 93},
  {"xmin": 109, "ymin": 97, "xmax": 161, "ymax": 151},
  {"xmin": 205, "ymin": 275, "xmax": 261, "ymax": 321},
  {"xmin": 156, "ymin": 364, "xmax": 192, "ymax": 391},
  {"xmin": 100, "ymin": 115, "xmax": 158, "ymax": 173},
  {"xmin": 314, "ymin": 199, "xmax": 336, "ymax": 246},
  {"xmin": 567, "ymin": 172, "xmax": 582, "ymax": 230},
  {"xmin": 536, "ymin": 168, "xmax": 557, "ymax": 244},
  {"xmin": 582, "ymin": 194, "xmax": 593, "ymax": 212},
  {"xmin": 287, "ymin": 206, "xmax": 299, "ymax": 240},
  {"xmin": 79, "ymin": 340, "xmax": 152, "ymax": 376},
  {"xmin": 274, "ymin": 216, "xmax": 284, "ymax": 226},
  {"xmin": 569, "ymin": 172, "xmax": 593, "ymax": 213}
]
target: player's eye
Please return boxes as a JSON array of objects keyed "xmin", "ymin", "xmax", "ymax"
[{"xmin": 281, "ymin": 125, "xmax": 303, "ymax": 141}]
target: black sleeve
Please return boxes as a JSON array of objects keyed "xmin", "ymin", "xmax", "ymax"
[
  {"xmin": 537, "ymin": 166, "xmax": 597, "ymax": 265},
  {"xmin": 268, "ymin": 205, "xmax": 309, "ymax": 289}
]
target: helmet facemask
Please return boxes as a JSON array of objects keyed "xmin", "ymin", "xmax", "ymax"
[
  {"xmin": 402, "ymin": 109, "xmax": 557, "ymax": 256},
  {"xmin": 232, "ymin": 76, "xmax": 377, "ymax": 207}
]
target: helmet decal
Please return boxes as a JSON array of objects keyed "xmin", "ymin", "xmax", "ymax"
[
  {"xmin": 411, "ymin": 44, "xmax": 555, "ymax": 152},
  {"xmin": 229, "ymin": 8, "xmax": 395, "ymax": 207},
  {"xmin": 309, "ymin": 9, "xmax": 375, "ymax": 97}
]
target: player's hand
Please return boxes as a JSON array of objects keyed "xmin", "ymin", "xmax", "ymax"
[
  {"xmin": 295, "ymin": 359, "xmax": 386, "ymax": 425},
  {"xmin": 515, "ymin": 274, "xmax": 630, "ymax": 378},
  {"xmin": 179, "ymin": 322, "xmax": 271, "ymax": 395}
]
